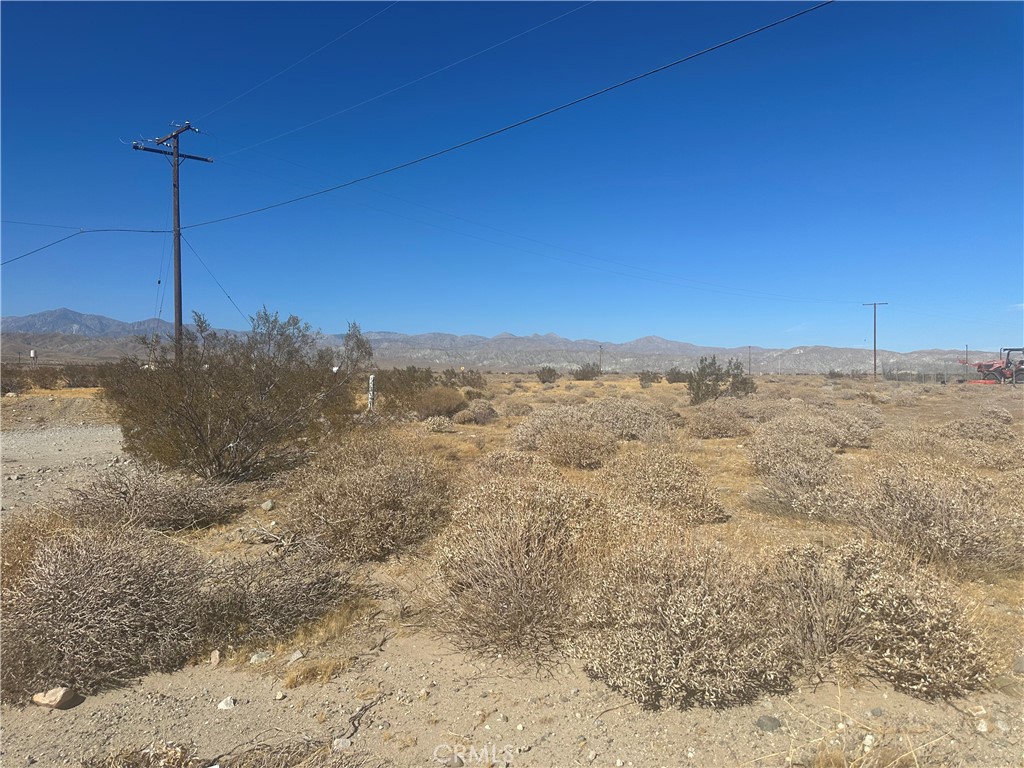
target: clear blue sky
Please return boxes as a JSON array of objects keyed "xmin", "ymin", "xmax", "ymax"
[{"xmin": 2, "ymin": 1, "xmax": 1021, "ymax": 352}]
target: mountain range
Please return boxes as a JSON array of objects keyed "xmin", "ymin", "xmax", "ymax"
[{"xmin": 0, "ymin": 308, "xmax": 992, "ymax": 375}]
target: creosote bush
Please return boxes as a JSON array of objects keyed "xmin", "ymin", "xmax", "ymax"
[
  {"xmin": 571, "ymin": 362, "xmax": 602, "ymax": 381},
  {"xmin": 536, "ymin": 366, "xmax": 559, "ymax": 384},
  {"xmin": 688, "ymin": 356, "xmax": 756, "ymax": 405},
  {"xmin": 596, "ymin": 449, "xmax": 726, "ymax": 524},
  {"xmin": 1, "ymin": 527, "xmax": 204, "ymax": 699},
  {"xmin": 574, "ymin": 534, "xmax": 792, "ymax": 709},
  {"xmin": 290, "ymin": 430, "xmax": 451, "ymax": 561},
  {"xmin": 101, "ymin": 310, "xmax": 372, "ymax": 480},
  {"xmin": 413, "ymin": 386, "xmax": 467, "ymax": 419},
  {"xmin": 747, "ymin": 423, "xmax": 842, "ymax": 516},
  {"xmin": 433, "ymin": 476, "xmax": 596, "ymax": 661}
]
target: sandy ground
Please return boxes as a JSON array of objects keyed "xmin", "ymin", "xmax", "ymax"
[{"xmin": 1, "ymin": 388, "xmax": 1022, "ymax": 767}]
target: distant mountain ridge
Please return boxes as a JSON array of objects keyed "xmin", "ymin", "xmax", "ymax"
[{"xmin": 0, "ymin": 308, "xmax": 993, "ymax": 374}]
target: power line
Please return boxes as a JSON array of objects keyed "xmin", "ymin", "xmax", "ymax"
[
  {"xmin": 1, "ymin": 219, "xmax": 81, "ymax": 230},
  {"xmin": 186, "ymin": 0, "xmax": 835, "ymax": 230},
  {"xmin": 197, "ymin": 2, "xmax": 400, "ymax": 122},
  {"xmin": 218, "ymin": 1, "xmax": 597, "ymax": 158},
  {"xmin": 181, "ymin": 234, "xmax": 249, "ymax": 323},
  {"xmin": 1, "ymin": 231, "xmax": 84, "ymax": 265}
]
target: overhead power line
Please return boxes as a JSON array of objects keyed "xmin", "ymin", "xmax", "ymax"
[
  {"xmin": 186, "ymin": 0, "xmax": 835, "ymax": 230},
  {"xmin": 197, "ymin": 2, "xmax": 400, "ymax": 122},
  {"xmin": 219, "ymin": 1, "xmax": 597, "ymax": 158},
  {"xmin": 180, "ymin": 234, "xmax": 249, "ymax": 324},
  {"xmin": 1, "ymin": 226, "xmax": 171, "ymax": 266}
]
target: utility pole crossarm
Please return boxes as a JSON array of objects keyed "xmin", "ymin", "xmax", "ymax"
[{"xmin": 132, "ymin": 120, "xmax": 212, "ymax": 365}]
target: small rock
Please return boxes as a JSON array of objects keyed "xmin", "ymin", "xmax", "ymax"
[
  {"xmin": 1012, "ymin": 656, "xmax": 1024, "ymax": 675},
  {"xmin": 967, "ymin": 705, "xmax": 987, "ymax": 718},
  {"xmin": 440, "ymin": 756, "xmax": 463, "ymax": 768},
  {"xmin": 615, "ymin": 760, "xmax": 624, "ymax": 767},
  {"xmin": 261, "ymin": 500, "xmax": 275, "ymax": 511},
  {"xmin": 587, "ymin": 752, "xmax": 597, "ymax": 763},
  {"xmin": 870, "ymin": 707, "xmax": 883, "ymax": 717},
  {"xmin": 275, "ymin": 691, "xmax": 287, "ymax": 701},
  {"xmin": 378, "ymin": 720, "xmax": 391, "ymax": 730},
  {"xmin": 497, "ymin": 713, "xmax": 508, "ymax": 722},
  {"xmin": 31, "ymin": 687, "xmax": 76, "ymax": 709},
  {"xmin": 250, "ymin": 651, "xmax": 272, "ymax": 664},
  {"xmin": 516, "ymin": 723, "xmax": 524, "ymax": 731},
  {"xmin": 209, "ymin": 650, "xmax": 220, "ymax": 668},
  {"xmin": 332, "ymin": 738, "xmax": 353, "ymax": 751},
  {"xmin": 995, "ymin": 719, "xmax": 1010, "ymax": 733},
  {"xmin": 975, "ymin": 720, "xmax": 990, "ymax": 734},
  {"xmin": 286, "ymin": 650, "xmax": 305, "ymax": 665},
  {"xmin": 755, "ymin": 715, "xmax": 782, "ymax": 732},
  {"xmin": 217, "ymin": 697, "xmax": 236, "ymax": 710},
  {"xmin": 863, "ymin": 734, "xmax": 876, "ymax": 749}
]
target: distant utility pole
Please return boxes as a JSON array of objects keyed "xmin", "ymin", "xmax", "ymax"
[
  {"xmin": 747, "ymin": 345, "xmax": 752, "ymax": 376},
  {"xmin": 133, "ymin": 122, "xmax": 213, "ymax": 364},
  {"xmin": 863, "ymin": 302, "xmax": 888, "ymax": 380},
  {"xmin": 598, "ymin": 344, "xmax": 603, "ymax": 372}
]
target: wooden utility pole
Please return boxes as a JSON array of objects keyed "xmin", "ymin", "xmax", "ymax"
[
  {"xmin": 133, "ymin": 122, "xmax": 212, "ymax": 364},
  {"xmin": 863, "ymin": 302, "xmax": 888, "ymax": 380}
]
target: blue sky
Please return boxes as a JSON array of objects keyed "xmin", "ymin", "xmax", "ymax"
[{"xmin": 2, "ymin": 1, "xmax": 1021, "ymax": 352}]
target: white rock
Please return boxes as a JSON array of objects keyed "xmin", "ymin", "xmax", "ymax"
[
  {"xmin": 261, "ymin": 500, "xmax": 275, "ymax": 511},
  {"xmin": 31, "ymin": 687, "xmax": 76, "ymax": 709},
  {"xmin": 209, "ymin": 650, "xmax": 220, "ymax": 667},
  {"xmin": 217, "ymin": 697, "xmax": 236, "ymax": 710},
  {"xmin": 275, "ymin": 691, "xmax": 287, "ymax": 701},
  {"xmin": 332, "ymin": 738, "xmax": 353, "ymax": 751},
  {"xmin": 250, "ymin": 650, "xmax": 272, "ymax": 664}
]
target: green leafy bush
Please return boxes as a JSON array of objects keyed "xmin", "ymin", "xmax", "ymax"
[
  {"xmin": 535, "ymin": 366, "xmax": 559, "ymax": 384},
  {"xmin": 571, "ymin": 362, "xmax": 602, "ymax": 381},
  {"xmin": 101, "ymin": 310, "xmax": 371, "ymax": 480}
]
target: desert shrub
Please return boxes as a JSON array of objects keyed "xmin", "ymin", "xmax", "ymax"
[
  {"xmin": 433, "ymin": 476, "xmax": 595, "ymax": 661},
  {"xmin": 0, "ymin": 509, "xmax": 77, "ymax": 591},
  {"xmin": 771, "ymin": 541, "xmax": 992, "ymax": 696},
  {"xmin": 374, "ymin": 365, "xmax": 436, "ymax": 413},
  {"xmin": 849, "ymin": 403, "xmax": 884, "ymax": 430},
  {"xmin": 891, "ymin": 389, "xmax": 918, "ymax": 407},
  {"xmin": 535, "ymin": 421, "xmax": 617, "ymax": 469},
  {"xmin": 81, "ymin": 740, "xmax": 381, "ymax": 768},
  {"xmin": 936, "ymin": 416, "xmax": 1007, "ymax": 440},
  {"xmin": 290, "ymin": 430, "xmax": 451, "ymax": 561},
  {"xmin": 61, "ymin": 465, "xmax": 233, "ymax": 531},
  {"xmin": 582, "ymin": 398, "xmax": 670, "ymax": 442},
  {"xmin": 847, "ymin": 459, "xmax": 1024, "ymax": 574},
  {"xmin": 535, "ymin": 366, "xmax": 559, "ymax": 384},
  {"xmin": 596, "ymin": 449, "xmax": 726, "ymax": 524},
  {"xmin": 60, "ymin": 363, "xmax": 103, "ymax": 388},
  {"xmin": 748, "ymin": 424, "xmax": 842, "ymax": 516},
  {"xmin": 688, "ymin": 356, "xmax": 755, "ymax": 405},
  {"xmin": 473, "ymin": 449, "xmax": 561, "ymax": 481},
  {"xmin": 665, "ymin": 366, "xmax": 689, "ymax": 384},
  {"xmin": 1, "ymin": 527, "xmax": 204, "ymax": 700},
  {"xmin": 574, "ymin": 535, "xmax": 792, "ymax": 709},
  {"xmin": 412, "ymin": 386, "xmax": 467, "ymax": 419},
  {"xmin": 637, "ymin": 370, "xmax": 662, "ymax": 388},
  {"xmin": 423, "ymin": 415, "xmax": 456, "ymax": 432},
  {"xmin": 465, "ymin": 399, "xmax": 498, "ymax": 424},
  {"xmin": 502, "ymin": 400, "xmax": 533, "ymax": 417},
  {"xmin": 439, "ymin": 367, "xmax": 487, "ymax": 389},
  {"xmin": 201, "ymin": 550, "xmax": 357, "ymax": 647},
  {"xmin": 685, "ymin": 400, "xmax": 753, "ymax": 439},
  {"xmin": 981, "ymin": 404, "xmax": 1014, "ymax": 424},
  {"xmin": 101, "ymin": 311, "xmax": 371, "ymax": 480},
  {"xmin": 452, "ymin": 409, "xmax": 475, "ymax": 425},
  {"xmin": 571, "ymin": 362, "xmax": 602, "ymax": 381}
]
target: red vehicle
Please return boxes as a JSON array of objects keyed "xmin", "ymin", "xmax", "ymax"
[{"xmin": 960, "ymin": 348, "xmax": 1024, "ymax": 383}]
